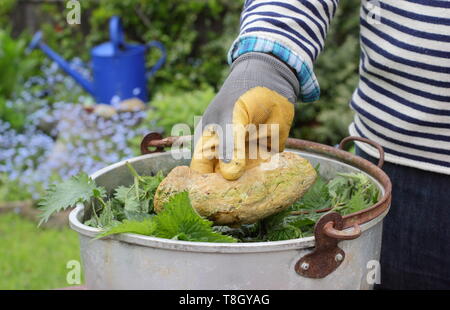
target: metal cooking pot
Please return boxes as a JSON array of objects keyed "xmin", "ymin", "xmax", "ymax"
[{"xmin": 69, "ymin": 136, "xmax": 392, "ymax": 289}]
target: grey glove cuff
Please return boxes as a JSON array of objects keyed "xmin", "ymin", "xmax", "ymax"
[
  {"xmin": 196, "ymin": 52, "xmax": 300, "ymax": 162},
  {"xmin": 229, "ymin": 52, "xmax": 300, "ymax": 103}
]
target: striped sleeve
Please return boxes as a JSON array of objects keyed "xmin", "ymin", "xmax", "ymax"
[
  {"xmin": 349, "ymin": 0, "xmax": 450, "ymax": 175},
  {"xmin": 228, "ymin": 0, "xmax": 340, "ymax": 102}
]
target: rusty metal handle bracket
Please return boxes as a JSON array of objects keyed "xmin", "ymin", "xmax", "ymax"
[
  {"xmin": 324, "ymin": 222, "xmax": 361, "ymax": 240},
  {"xmin": 295, "ymin": 212, "xmax": 361, "ymax": 278},
  {"xmin": 141, "ymin": 133, "xmax": 193, "ymax": 155},
  {"xmin": 140, "ymin": 132, "xmax": 165, "ymax": 154},
  {"xmin": 338, "ymin": 136, "xmax": 385, "ymax": 168},
  {"xmin": 140, "ymin": 132, "xmax": 180, "ymax": 155}
]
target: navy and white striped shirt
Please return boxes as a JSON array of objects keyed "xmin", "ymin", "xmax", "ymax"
[{"xmin": 228, "ymin": 0, "xmax": 450, "ymax": 175}]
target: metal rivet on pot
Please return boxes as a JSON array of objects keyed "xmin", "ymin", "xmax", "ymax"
[
  {"xmin": 301, "ymin": 262, "xmax": 310, "ymax": 271},
  {"xmin": 335, "ymin": 253, "xmax": 344, "ymax": 262}
]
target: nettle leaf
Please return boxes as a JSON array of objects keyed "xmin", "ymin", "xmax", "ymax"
[
  {"xmin": 140, "ymin": 172, "xmax": 165, "ymax": 210},
  {"xmin": 266, "ymin": 225, "xmax": 302, "ymax": 241},
  {"xmin": 339, "ymin": 189, "xmax": 368, "ymax": 215},
  {"xmin": 291, "ymin": 175, "xmax": 331, "ymax": 211},
  {"xmin": 114, "ymin": 186, "xmax": 132, "ymax": 204},
  {"xmin": 38, "ymin": 173, "xmax": 104, "ymax": 226},
  {"xmin": 328, "ymin": 176, "xmax": 352, "ymax": 203},
  {"xmin": 328, "ymin": 172, "xmax": 379, "ymax": 215},
  {"xmin": 213, "ymin": 223, "xmax": 262, "ymax": 242},
  {"xmin": 84, "ymin": 217, "xmax": 98, "ymax": 228},
  {"xmin": 140, "ymin": 172, "xmax": 165, "ymax": 194},
  {"xmin": 96, "ymin": 200, "xmax": 122, "ymax": 228},
  {"xmin": 291, "ymin": 213, "xmax": 321, "ymax": 231},
  {"xmin": 124, "ymin": 211, "xmax": 153, "ymax": 222},
  {"xmin": 95, "ymin": 192, "xmax": 235, "ymax": 243},
  {"xmin": 260, "ymin": 171, "xmax": 380, "ymax": 242},
  {"xmin": 92, "ymin": 187, "xmax": 107, "ymax": 199},
  {"xmin": 97, "ymin": 218, "xmax": 157, "ymax": 239},
  {"xmin": 110, "ymin": 198, "xmax": 126, "ymax": 221},
  {"xmin": 112, "ymin": 168, "xmax": 164, "ymax": 216},
  {"xmin": 154, "ymin": 192, "xmax": 236, "ymax": 243},
  {"xmin": 124, "ymin": 197, "xmax": 141, "ymax": 213}
]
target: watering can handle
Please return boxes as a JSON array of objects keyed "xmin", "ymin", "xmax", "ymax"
[
  {"xmin": 146, "ymin": 41, "xmax": 167, "ymax": 79},
  {"xmin": 110, "ymin": 16, "xmax": 125, "ymax": 54}
]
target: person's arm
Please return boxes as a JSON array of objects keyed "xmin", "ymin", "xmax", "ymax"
[
  {"xmin": 229, "ymin": 0, "xmax": 339, "ymax": 102},
  {"xmin": 191, "ymin": 0, "xmax": 339, "ymax": 180}
]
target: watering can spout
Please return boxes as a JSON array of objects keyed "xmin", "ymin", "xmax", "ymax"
[{"xmin": 28, "ymin": 31, "xmax": 95, "ymax": 96}]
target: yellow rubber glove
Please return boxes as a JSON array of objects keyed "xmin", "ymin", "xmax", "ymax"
[{"xmin": 190, "ymin": 53, "xmax": 299, "ymax": 180}]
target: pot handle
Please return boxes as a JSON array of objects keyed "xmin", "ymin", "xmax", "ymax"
[
  {"xmin": 146, "ymin": 41, "xmax": 167, "ymax": 79},
  {"xmin": 295, "ymin": 212, "xmax": 359, "ymax": 279},
  {"xmin": 140, "ymin": 132, "xmax": 191, "ymax": 154},
  {"xmin": 338, "ymin": 136, "xmax": 385, "ymax": 168},
  {"xmin": 324, "ymin": 221, "xmax": 361, "ymax": 240}
]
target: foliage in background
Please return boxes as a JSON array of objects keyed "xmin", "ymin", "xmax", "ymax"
[
  {"xmin": 0, "ymin": 30, "xmax": 38, "ymax": 99},
  {"xmin": 2, "ymin": 0, "xmax": 360, "ymax": 145},
  {"xmin": 0, "ymin": 29, "xmax": 42, "ymax": 130},
  {"xmin": 0, "ymin": 213, "xmax": 82, "ymax": 289},
  {"xmin": 14, "ymin": 0, "xmax": 242, "ymax": 92},
  {"xmin": 0, "ymin": 97, "xmax": 26, "ymax": 131},
  {"xmin": 0, "ymin": 59, "xmax": 148, "ymax": 201},
  {"xmin": 0, "ymin": 0, "xmax": 16, "ymax": 26},
  {"xmin": 143, "ymin": 86, "xmax": 214, "ymax": 135},
  {"xmin": 0, "ymin": 173, "xmax": 31, "ymax": 202},
  {"xmin": 84, "ymin": 0, "xmax": 242, "ymax": 90}
]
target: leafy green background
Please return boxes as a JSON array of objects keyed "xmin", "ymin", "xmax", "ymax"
[{"xmin": 2, "ymin": 0, "xmax": 360, "ymax": 145}]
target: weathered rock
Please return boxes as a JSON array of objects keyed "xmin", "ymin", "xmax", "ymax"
[
  {"xmin": 154, "ymin": 152, "xmax": 317, "ymax": 226},
  {"xmin": 118, "ymin": 98, "xmax": 146, "ymax": 112},
  {"xmin": 93, "ymin": 104, "xmax": 117, "ymax": 119}
]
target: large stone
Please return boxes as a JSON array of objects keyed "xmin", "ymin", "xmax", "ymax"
[{"xmin": 154, "ymin": 152, "xmax": 317, "ymax": 226}]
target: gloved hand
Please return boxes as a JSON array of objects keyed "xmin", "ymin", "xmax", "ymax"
[{"xmin": 190, "ymin": 52, "xmax": 300, "ymax": 180}]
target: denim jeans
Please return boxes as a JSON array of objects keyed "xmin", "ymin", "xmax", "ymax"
[{"xmin": 355, "ymin": 146, "xmax": 450, "ymax": 289}]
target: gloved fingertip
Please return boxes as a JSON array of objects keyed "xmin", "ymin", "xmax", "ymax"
[
  {"xmin": 190, "ymin": 160, "xmax": 215, "ymax": 175},
  {"xmin": 219, "ymin": 159, "xmax": 246, "ymax": 181}
]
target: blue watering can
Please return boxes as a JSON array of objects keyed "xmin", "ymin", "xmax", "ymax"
[{"xmin": 29, "ymin": 16, "xmax": 166, "ymax": 105}]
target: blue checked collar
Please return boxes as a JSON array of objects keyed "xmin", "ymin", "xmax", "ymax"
[{"xmin": 228, "ymin": 36, "xmax": 320, "ymax": 103}]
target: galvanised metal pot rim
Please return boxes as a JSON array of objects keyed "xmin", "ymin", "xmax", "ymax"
[
  {"xmin": 69, "ymin": 204, "xmax": 387, "ymax": 253},
  {"xmin": 69, "ymin": 138, "xmax": 391, "ymax": 253},
  {"xmin": 139, "ymin": 135, "xmax": 392, "ymax": 229},
  {"xmin": 285, "ymin": 137, "xmax": 392, "ymax": 229}
]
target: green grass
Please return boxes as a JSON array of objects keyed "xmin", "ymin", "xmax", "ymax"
[{"xmin": 0, "ymin": 213, "xmax": 83, "ymax": 289}]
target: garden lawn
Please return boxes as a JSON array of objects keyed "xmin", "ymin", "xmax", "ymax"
[{"xmin": 0, "ymin": 213, "xmax": 82, "ymax": 289}]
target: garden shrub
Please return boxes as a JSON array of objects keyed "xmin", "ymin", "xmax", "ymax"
[
  {"xmin": 0, "ymin": 29, "xmax": 43, "ymax": 131},
  {"xmin": 1, "ymin": 0, "xmax": 360, "ymax": 144},
  {"xmin": 144, "ymin": 85, "xmax": 214, "ymax": 135},
  {"xmin": 0, "ymin": 29, "xmax": 40, "ymax": 98},
  {"xmin": 16, "ymin": 0, "xmax": 242, "ymax": 93}
]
